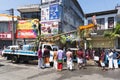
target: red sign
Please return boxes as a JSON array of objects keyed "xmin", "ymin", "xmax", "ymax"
[
  {"xmin": 0, "ymin": 33, "xmax": 12, "ymax": 40},
  {"xmin": 16, "ymin": 30, "xmax": 37, "ymax": 38},
  {"xmin": 16, "ymin": 19, "xmax": 39, "ymax": 39}
]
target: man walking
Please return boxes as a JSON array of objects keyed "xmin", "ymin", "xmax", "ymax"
[
  {"xmin": 77, "ymin": 48, "xmax": 84, "ymax": 69},
  {"xmin": 38, "ymin": 47, "xmax": 44, "ymax": 69},
  {"xmin": 66, "ymin": 49, "xmax": 73, "ymax": 71}
]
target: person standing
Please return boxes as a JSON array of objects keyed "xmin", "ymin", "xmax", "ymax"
[
  {"xmin": 108, "ymin": 49, "xmax": 113, "ymax": 69},
  {"xmin": 100, "ymin": 49, "xmax": 106, "ymax": 71},
  {"xmin": 66, "ymin": 49, "xmax": 73, "ymax": 71},
  {"xmin": 38, "ymin": 47, "xmax": 44, "ymax": 69},
  {"xmin": 43, "ymin": 47, "xmax": 50, "ymax": 68},
  {"xmin": 113, "ymin": 50, "xmax": 118, "ymax": 69},
  {"xmin": 57, "ymin": 48, "xmax": 64, "ymax": 71},
  {"xmin": 76, "ymin": 48, "xmax": 84, "ymax": 69},
  {"xmin": 53, "ymin": 48, "xmax": 58, "ymax": 70}
]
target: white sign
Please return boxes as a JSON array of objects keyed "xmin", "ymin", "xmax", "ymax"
[
  {"xmin": 0, "ymin": 33, "xmax": 12, "ymax": 39},
  {"xmin": 41, "ymin": 7, "xmax": 49, "ymax": 21}
]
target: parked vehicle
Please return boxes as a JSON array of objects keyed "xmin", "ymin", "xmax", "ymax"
[{"xmin": 2, "ymin": 43, "xmax": 58, "ymax": 63}]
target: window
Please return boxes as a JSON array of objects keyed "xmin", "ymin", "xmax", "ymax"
[
  {"xmin": 21, "ymin": 12, "xmax": 40, "ymax": 20},
  {"xmin": 96, "ymin": 18, "xmax": 105, "ymax": 30},
  {"xmin": 0, "ymin": 22, "xmax": 9, "ymax": 32},
  {"xmin": 108, "ymin": 17, "xmax": 114, "ymax": 28},
  {"xmin": 88, "ymin": 19, "xmax": 92, "ymax": 24}
]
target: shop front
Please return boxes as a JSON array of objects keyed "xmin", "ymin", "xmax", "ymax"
[{"xmin": 88, "ymin": 36, "xmax": 114, "ymax": 49}]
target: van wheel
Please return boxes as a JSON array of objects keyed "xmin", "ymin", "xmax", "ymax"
[{"xmin": 11, "ymin": 56, "xmax": 20, "ymax": 63}]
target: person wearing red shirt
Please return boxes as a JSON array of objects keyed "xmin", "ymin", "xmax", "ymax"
[{"xmin": 38, "ymin": 47, "xmax": 44, "ymax": 69}]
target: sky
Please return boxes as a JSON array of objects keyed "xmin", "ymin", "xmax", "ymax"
[{"xmin": 0, "ymin": 0, "xmax": 120, "ymax": 16}]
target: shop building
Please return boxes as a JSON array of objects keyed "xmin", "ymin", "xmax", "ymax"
[
  {"xmin": 85, "ymin": 8, "xmax": 120, "ymax": 49},
  {"xmin": 17, "ymin": 4, "xmax": 40, "ymax": 45},
  {"xmin": 0, "ymin": 15, "xmax": 17, "ymax": 49}
]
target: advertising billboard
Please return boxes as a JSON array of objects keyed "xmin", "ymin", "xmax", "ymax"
[
  {"xmin": 49, "ymin": 4, "xmax": 59, "ymax": 20},
  {"xmin": 41, "ymin": 4, "xmax": 60, "ymax": 21},
  {"xmin": 41, "ymin": 21, "xmax": 58, "ymax": 35},
  {"xmin": 16, "ymin": 19, "xmax": 39, "ymax": 39},
  {"xmin": 41, "ymin": 7, "xmax": 50, "ymax": 21}
]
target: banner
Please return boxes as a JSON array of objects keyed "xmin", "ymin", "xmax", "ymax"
[{"xmin": 16, "ymin": 19, "xmax": 39, "ymax": 38}]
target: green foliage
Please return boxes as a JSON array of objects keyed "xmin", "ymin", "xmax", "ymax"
[
  {"xmin": 114, "ymin": 23, "xmax": 120, "ymax": 34},
  {"xmin": 104, "ymin": 23, "xmax": 120, "ymax": 39},
  {"xmin": 60, "ymin": 35, "xmax": 67, "ymax": 44}
]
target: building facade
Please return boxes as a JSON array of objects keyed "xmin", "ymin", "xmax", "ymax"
[
  {"xmin": 17, "ymin": 4, "xmax": 40, "ymax": 45},
  {"xmin": 85, "ymin": 9, "xmax": 120, "ymax": 49},
  {"xmin": 17, "ymin": 0, "xmax": 84, "ymax": 47},
  {"xmin": 40, "ymin": 0, "xmax": 84, "ymax": 36},
  {"xmin": 0, "ymin": 15, "xmax": 17, "ymax": 49}
]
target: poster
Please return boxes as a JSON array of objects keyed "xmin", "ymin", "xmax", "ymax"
[
  {"xmin": 41, "ymin": 7, "xmax": 49, "ymax": 21},
  {"xmin": 16, "ymin": 19, "xmax": 39, "ymax": 38},
  {"xmin": 41, "ymin": 21, "xmax": 58, "ymax": 35},
  {"xmin": 49, "ymin": 4, "xmax": 59, "ymax": 20}
]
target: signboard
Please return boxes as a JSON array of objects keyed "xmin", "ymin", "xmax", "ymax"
[
  {"xmin": 49, "ymin": 4, "xmax": 59, "ymax": 20},
  {"xmin": 41, "ymin": 21, "xmax": 58, "ymax": 35},
  {"xmin": 42, "ymin": 0, "xmax": 56, "ymax": 4},
  {"xmin": 41, "ymin": 4, "xmax": 60, "ymax": 21},
  {"xmin": 16, "ymin": 19, "xmax": 39, "ymax": 39},
  {"xmin": 0, "ymin": 32, "xmax": 12, "ymax": 40},
  {"xmin": 41, "ymin": 7, "xmax": 49, "ymax": 21}
]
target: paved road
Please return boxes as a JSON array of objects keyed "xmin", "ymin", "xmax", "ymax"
[{"xmin": 0, "ymin": 57, "xmax": 120, "ymax": 80}]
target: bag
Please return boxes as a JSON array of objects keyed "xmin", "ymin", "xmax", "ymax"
[{"xmin": 94, "ymin": 56, "xmax": 99, "ymax": 61}]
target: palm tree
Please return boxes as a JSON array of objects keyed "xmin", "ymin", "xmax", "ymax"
[{"xmin": 104, "ymin": 23, "xmax": 120, "ymax": 39}]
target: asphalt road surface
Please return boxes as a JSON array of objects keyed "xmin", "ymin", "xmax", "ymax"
[{"xmin": 0, "ymin": 57, "xmax": 120, "ymax": 80}]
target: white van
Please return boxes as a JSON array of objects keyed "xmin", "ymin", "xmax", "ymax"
[{"xmin": 39, "ymin": 43, "xmax": 58, "ymax": 67}]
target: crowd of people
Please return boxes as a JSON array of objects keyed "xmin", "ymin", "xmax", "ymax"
[{"xmin": 37, "ymin": 47, "xmax": 120, "ymax": 72}]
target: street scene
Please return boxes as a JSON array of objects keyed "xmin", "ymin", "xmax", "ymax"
[
  {"xmin": 0, "ymin": 56, "xmax": 120, "ymax": 80},
  {"xmin": 1, "ymin": 0, "xmax": 120, "ymax": 80}
]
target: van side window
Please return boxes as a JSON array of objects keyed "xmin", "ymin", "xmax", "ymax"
[
  {"xmin": 6, "ymin": 47, "xmax": 10, "ymax": 49},
  {"xmin": 44, "ymin": 45, "xmax": 52, "ymax": 50}
]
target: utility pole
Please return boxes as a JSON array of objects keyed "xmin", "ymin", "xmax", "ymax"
[{"xmin": 10, "ymin": 8, "xmax": 15, "ymax": 45}]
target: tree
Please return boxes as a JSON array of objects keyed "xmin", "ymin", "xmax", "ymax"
[{"xmin": 104, "ymin": 23, "xmax": 120, "ymax": 39}]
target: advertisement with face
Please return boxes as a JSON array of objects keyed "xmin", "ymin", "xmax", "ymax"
[
  {"xmin": 16, "ymin": 19, "xmax": 39, "ymax": 38},
  {"xmin": 41, "ymin": 7, "xmax": 49, "ymax": 21}
]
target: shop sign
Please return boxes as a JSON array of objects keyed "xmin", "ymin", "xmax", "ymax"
[
  {"xmin": 41, "ymin": 4, "xmax": 60, "ymax": 21},
  {"xmin": 0, "ymin": 33, "xmax": 12, "ymax": 40},
  {"xmin": 16, "ymin": 19, "xmax": 39, "ymax": 38}
]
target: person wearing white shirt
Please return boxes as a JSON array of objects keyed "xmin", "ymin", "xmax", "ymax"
[{"xmin": 108, "ymin": 49, "xmax": 113, "ymax": 69}]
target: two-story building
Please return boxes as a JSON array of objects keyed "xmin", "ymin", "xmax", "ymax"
[
  {"xmin": 85, "ymin": 8, "xmax": 120, "ymax": 49},
  {"xmin": 0, "ymin": 15, "xmax": 17, "ymax": 49}
]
